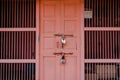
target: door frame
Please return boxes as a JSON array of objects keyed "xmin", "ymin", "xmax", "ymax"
[
  {"xmin": 36, "ymin": 0, "xmax": 40, "ymax": 80},
  {"xmin": 80, "ymin": 0, "xmax": 84, "ymax": 80}
]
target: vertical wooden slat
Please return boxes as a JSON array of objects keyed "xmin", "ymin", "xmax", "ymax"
[
  {"xmin": 18, "ymin": 32, "xmax": 20, "ymax": 59},
  {"xmin": 16, "ymin": 0, "xmax": 19, "ymax": 27},
  {"xmin": 22, "ymin": 32, "xmax": 24, "ymax": 59},
  {"xmin": 25, "ymin": 0, "xmax": 27, "ymax": 27},
  {"xmin": 14, "ymin": 32, "xmax": 15, "ymax": 59},
  {"xmin": 3, "ymin": 0, "xmax": 5, "ymax": 27},
  {"xmin": 2, "ymin": 64, "xmax": 4, "ymax": 80},
  {"xmin": 32, "ymin": 0, "xmax": 36, "ymax": 27},
  {"xmin": 30, "ymin": 32, "xmax": 32, "ymax": 59},
  {"xmin": 96, "ymin": 0, "xmax": 98, "ymax": 27},
  {"xmin": 112, "ymin": 0, "xmax": 113, "ymax": 27},
  {"xmin": 104, "ymin": 31, "xmax": 106, "ymax": 59},
  {"xmin": 8, "ymin": 64, "xmax": 9, "ymax": 80},
  {"xmin": 108, "ymin": 0, "xmax": 110, "ymax": 27},
  {"xmin": 31, "ymin": 32, "xmax": 33, "ymax": 59},
  {"xmin": 30, "ymin": 1, "xmax": 32, "ymax": 28},
  {"xmin": 91, "ymin": 32, "xmax": 93, "ymax": 58},
  {"xmin": 115, "ymin": 31, "xmax": 116, "ymax": 58},
  {"xmin": 21, "ymin": 64, "xmax": 23, "ymax": 80},
  {"xmin": 15, "ymin": 0, "xmax": 17, "ymax": 27},
  {"xmin": 25, "ymin": 32, "xmax": 27, "ymax": 59},
  {"xmin": 8, "ymin": 0, "xmax": 10, "ymax": 27},
  {"xmin": 118, "ymin": 0, "xmax": 120, "ymax": 26},
  {"xmin": 8, "ymin": 32, "xmax": 10, "ymax": 59},
  {"xmin": 26, "ymin": 0, "xmax": 28, "ymax": 28},
  {"xmin": 28, "ymin": 32, "xmax": 30, "ymax": 59},
  {"xmin": 19, "ymin": 32, "xmax": 21, "ymax": 59},
  {"xmin": 12, "ymin": 0, "xmax": 13, "ymax": 27},
  {"xmin": 6, "ymin": 64, "xmax": 8, "ymax": 80},
  {"xmin": 88, "ymin": 31, "xmax": 90, "ymax": 58},
  {"xmin": 10, "ymin": 64, "xmax": 12, "ymax": 80},
  {"xmin": 88, "ymin": 0, "xmax": 90, "ymax": 27},
  {"xmin": 86, "ymin": 64, "xmax": 89, "ymax": 80},
  {"xmin": 110, "ymin": 0, "xmax": 112, "ymax": 27},
  {"xmin": 103, "ymin": 32, "xmax": 105, "ymax": 59},
  {"xmin": 33, "ymin": 32, "xmax": 35, "ymax": 59},
  {"xmin": 26, "ymin": 32, "xmax": 28, "ymax": 59},
  {"xmin": 95, "ymin": 32, "xmax": 97, "ymax": 58},
  {"xmin": 87, "ymin": 32, "xmax": 88, "ymax": 59},
  {"xmin": 110, "ymin": 32, "xmax": 112, "ymax": 59},
  {"xmin": 3, "ymin": 32, "xmax": 5, "ymax": 59},
  {"xmin": 20, "ymin": 0, "xmax": 22, "ymax": 27},
  {"xmin": 11, "ymin": 32, "xmax": 13, "ymax": 59},
  {"xmin": 116, "ymin": 32, "xmax": 120, "ymax": 58},
  {"xmin": 96, "ymin": 31, "xmax": 99, "ymax": 58},
  {"xmin": 24, "ymin": 32, "xmax": 26, "ymax": 59},
  {"xmin": 16, "ymin": 32, "xmax": 18, "ymax": 59},
  {"xmin": 34, "ymin": 0, "xmax": 35, "ymax": 27},
  {"xmin": 1, "ymin": 32, "xmax": 3, "ymax": 59},
  {"xmin": 91, "ymin": 0, "xmax": 93, "ymax": 27},
  {"xmin": 114, "ymin": 0, "xmax": 117, "ymax": 27},
  {"xmin": 107, "ymin": 32, "xmax": 109, "ymax": 58},
  {"xmin": 108, "ymin": 63, "xmax": 110, "ymax": 79},
  {"xmin": 1, "ymin": 0, "xmax": 3, "ymax": 27},
  {"xmin": 112, "ymin": 32, "xmax": 115, "ymax": 58},
  {"xmin": 22, "ymin": 0, "xmax": 24, "ymax": 27},
  {"xmin": 100, "ymin": 32, "xmax": 102, "ymax": 58},
  {"xmin": 29, "ymin": 64, "xmax": 31, "ymax": 80},
  {"xmin": 92, "ymin": 63, "xmax": 94, "ymax": 80},
  {"xmin": 99, "ymin": 0, "xmax": 102, "ymax": 27},
  {"xmin": 0, "ymin": 64, "xmax": 1, "ymax": 80},
  {"xmin": 6, "ymin": 0, "xmax": 8, "ymax": 27}
]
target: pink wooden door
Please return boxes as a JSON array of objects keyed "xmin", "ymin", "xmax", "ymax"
[{"xmin": 40, "ymin": 0, "xmax": 84, "ymax": 80}]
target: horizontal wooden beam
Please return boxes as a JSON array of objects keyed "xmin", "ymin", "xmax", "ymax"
[
  {"xmin": 85, "ymin": 59, "xmax": 120, "ymax": 63},
  {"xmin": 0, "ymin": 59, "xmax": 36, "ymax": 63},
  {"xmin": 85, "ymin": 27, "xmax": 120, "ymax": 31},
  {"xmin": 0, "ymin": 28, "xmax": 36, "ymax": 32}
]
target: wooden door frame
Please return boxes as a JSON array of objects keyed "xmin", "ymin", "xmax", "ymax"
[
  {"xmin": 36, "ymin": 0, "xmax": 40, "ymax": 80},
  {"xmin": 80, "ymin": 0, "xmax": 84, "ymax": 80}
]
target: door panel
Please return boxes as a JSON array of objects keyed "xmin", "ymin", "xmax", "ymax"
[
  {"xmin": 64, "ymin": 57, "xmax": 77, "ymax": 80},
  {"xmin": 40, "ymin": 0, "xmax": 81, "ymax": 80},
  {"xmin": 44, "ymin": 57, "xmax": 56, "ymax": 80},
  {"xmin": 40, "ymin": 1, "xmax": 60, "ymax": 80}
]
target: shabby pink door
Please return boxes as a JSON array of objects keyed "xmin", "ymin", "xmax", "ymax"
[{"xmin": 40, "ymin": 0, "xmax": 84, "ymax": 80}]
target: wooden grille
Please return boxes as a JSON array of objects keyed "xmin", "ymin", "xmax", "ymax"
[
  {"xmin": 84, "ymin": 0, "xmax": 120, "ymax": 80},
  {"xmin": 0, "ymin": 0, "xmax": 36, "ymax": 28},
  {"xmin": 84, "ymin": 0, "xmax": 120, "ymax": 27},
  {"xmin": 0, "ymin": 63, "xmax": 35, "ymax": 80},
  {"xmin": 85, "ymin": 63, "xmax": 120, "ymax": 80},
  {"xmin": 85, "ymin": 31, "xmax": 120, "ymax": 59},
  {"xmin": 0, "ymin": 0, "xmax": 37, "ymax": 80},
  {"xmin": 0, "ymin": 31, "xmax": 36, "ymax": 59}
]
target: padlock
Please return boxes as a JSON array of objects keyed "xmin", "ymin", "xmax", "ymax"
[
  {"xmin": 61, "ymin": 53, "xmax": 65, "ymax": 64},
  {"xmin": 61, "ymin": 38, "xmax": 66, "ymax": 44}
]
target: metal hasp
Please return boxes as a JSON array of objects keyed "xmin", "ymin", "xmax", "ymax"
[
  {"xmin": 54, "ymin": 52, "xmax": 73, "ymax": 64},
  {"xmin": 54, "ymin": 33, "xmax": 73, "ymax": 37},
  {"xmin": 54, "ymin": 33, "xmax": 73, "ymax": 48}
]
